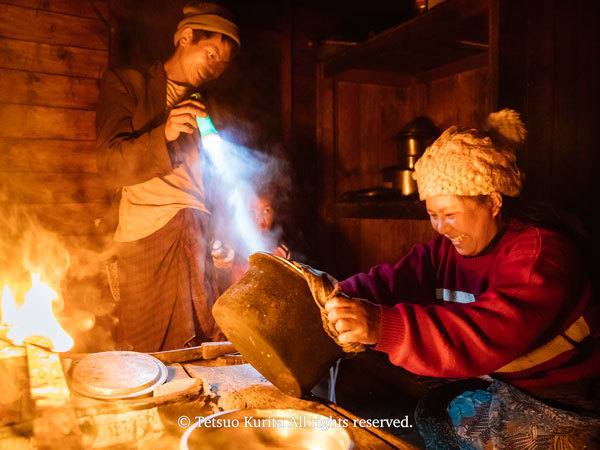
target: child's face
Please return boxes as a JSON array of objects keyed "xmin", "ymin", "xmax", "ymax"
[{"xmin": 251, "ymin": 196, "xmax": 274, "ymax": 232}]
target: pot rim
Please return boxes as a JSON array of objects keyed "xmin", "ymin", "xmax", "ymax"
[{"xmin": 258, "ymin": 251, "xmax": 303, "ymax": 276}]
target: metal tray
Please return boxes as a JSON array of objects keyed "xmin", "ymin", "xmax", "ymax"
[{"xmin": 70, "ymin": 351, "xmax": 168, "ymax": 400}]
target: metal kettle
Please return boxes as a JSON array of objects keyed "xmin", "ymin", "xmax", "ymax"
[
  {"xmin": 382, "ymin": 117, "xmax": 440, "ymax": 196},
  {"xmin": 394, "ymin": 116, "xmax": 440, "ymax": 161}
]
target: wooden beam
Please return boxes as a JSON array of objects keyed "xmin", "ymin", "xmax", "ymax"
[
  {"xmin": 334, "ymin": 70, "xmax": 416, "ymax": 87},
  {"xmin": 0, "ymin": 68, "xmax": 100, "ymax": 110},
  {"xmin": 0, "ymin": 173, "xmax": 109, "ymax": 203},
  {"xmin": 3, "ymin": 202, "xmax": 110, "ymax": 235},
  {"xmin": 0, "ymin": 104, "xmax": 95, "ymax": 140},
  {"xmin": 0, "ymin": 37, "xmax": 108, "ymax": 79},
  {"xmin": 1, "ymin": 0, "xmax": 109, "ymax": 20},
  {"xmin": 0, "ymin": 3, "xmax": 108, "ymax": 51},
  {"xmin": 0, "ymin": 138, "xmax": 97, "ymax": 173}
]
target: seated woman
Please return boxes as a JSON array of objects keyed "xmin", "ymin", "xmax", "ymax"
[{"xmin": 325, "ymin": 110, "xmax": 600, "ymax": 448}]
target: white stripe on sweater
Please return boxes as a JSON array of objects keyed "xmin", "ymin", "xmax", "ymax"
[{"xmin": 436, "ymin": 288, "xmax": 476, "ymax": 304}]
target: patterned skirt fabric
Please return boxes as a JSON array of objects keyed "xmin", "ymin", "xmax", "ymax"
[
  {"xmin": 114, "ymin": 208, "xmax": 223, "ymax": 352},
  {"xmin": 416, "ymin": 379, "xmax": 600, "ymax": 450}
]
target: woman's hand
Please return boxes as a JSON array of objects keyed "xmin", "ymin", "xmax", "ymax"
[
  {"xmin": 164, "ymin": 98, "xmax": 207, "ymax": 142},
  {"xmin": 325, "ymin": 296, "xmax": 382, "ymax": 345}
]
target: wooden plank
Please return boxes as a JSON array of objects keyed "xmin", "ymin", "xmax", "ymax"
[
  {"xmin": 523, "ymin": 0, "xmax": 555, "ymax": 203},
  {"xmin": 455, "ymin": 69, "xmax": 488, "ymax": 126},
  {"xmin": 0, "ymin": 104, "xmax": 95, "ymax": 140},
  {"xmin": 335, "ymin": 81, "xmax": 361, "ymax": 195},
  {"xmin": 431, "ymin": 75, "xmax": 458, "ymax": 126},
  {"xmin": 496, "ymin": 0, "xmax": 530, "ymax": 199},
  {"xmin": 488, "ymin": 0, "xmax": 500, "ymax": 110},
  {"xmin": 551, "ymin": 1, "xmax": 580, "ymax": 210},
  {"xmin": 0, "ymin": 3, "xmax": 108, "ymax": 50},
  {"xmin": 1, "ymin": 0, "xmax": 108, "ymax": 19},
  {"xmin": 331, "ymin": 200, "xmax": 428, "ymax": 220},
  {"xmin": 280, "ymin": 10, "xmax": 292, "ymax": 151},
  {"xmin": 359, "ymin": 219, "xmax": 381, "ymax": 271},
  {"xmin": 0, "ymin": 68, "xmax": 100, "ymax": 110},
  {"xmin": 335, "ymin": 218, "xmax": 362, "ymax": 278},
  {"xmin": 405, "ymin": 66, "xmax": 488, "ymax": 131},
  {"xmin": 315, "ymin": 63, "xmax": 338, "ymax": 271},
  {"xmin": 316, "ymin": 64, "xmax": 335, "ymax": 204},
  {"xmin": 334, "ymin": 82, "xmax": 362, "ymax": 277},
  {"xmin": 6, "ymin": 202, "xmax": 110, "ymax": 235},
  {"xmin": 417, "ymin": 53, "xmax": 488, "ymax": 83},
  {"xmin": 380, "ymin": 87, "xmax": 409, "ymax": 183},
  {"xmin": 0, "ymin": 37, "xmax": 108, "ymax": 79},
  {"xmin": 574, "ymin": 0, "xmax": 600, "ymax": 227},
  {"xmin": 0, "ymin": 173, "xmax": 109, "ymax": 203},
  {"xmin": 335, "ymin": 70, "xmax": 416, "ymax": 87},
  {"xmin": 358, "ymin": 84, "xmax": 384, "ymax": 189},
  {"xmin": 26, "ymin": 344, "xmax": 83, "ymax": 448},
  {"xmin": 0, "ymin": 138, "xmax": 97, "ymax": 173}
]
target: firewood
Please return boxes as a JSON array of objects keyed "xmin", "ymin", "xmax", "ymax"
[
  {"xmin": 26, "ymin": 343, "xmax": 83, "ymax": 449},
  {"xmin": 0, "ymin": 342, "xmax": 31, "ymax": 428}
]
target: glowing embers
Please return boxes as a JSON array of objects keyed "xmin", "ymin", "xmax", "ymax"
[{"xmin": 1, "ymin": 273, "xmax": 73, "ymax": 352}]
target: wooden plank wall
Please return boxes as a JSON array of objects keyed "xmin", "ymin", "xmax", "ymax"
[
  {"xmin": 497, "ymin": 0, "xmax": 600, "ymax": 237},
  {"xmin": 0, "ymin": 0, "xmax": 112, "ymax": 351},
  {"xmin": 317, "ymin": 67, "xmax": 490, "ymax": 279},
  {"xmin": 0, "ymin": 0, "xmax": 110, "ymax": 237}
]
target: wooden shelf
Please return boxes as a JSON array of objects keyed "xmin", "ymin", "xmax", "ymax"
[
  {"xmin": 330, "ymin": 199, "xmax": 429, "ymax": 220},
  {"xmin": 323, "ymin": 0, "xmax": 490, "ymax": 80}
]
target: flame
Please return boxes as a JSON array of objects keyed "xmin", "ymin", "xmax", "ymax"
[{"xmin": 1, "ymin": 273, "xmax": 74, "ymax": 352}]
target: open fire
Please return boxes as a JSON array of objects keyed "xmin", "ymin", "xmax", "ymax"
[{"xmin": 1, "ymin": 272, "xmax": 73, "ymax": 352}]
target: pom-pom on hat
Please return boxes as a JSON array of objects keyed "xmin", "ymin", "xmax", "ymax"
[
  {"xmin": 413, "ymin": 109, "xmax": 526, "ymax": 200},
  {"xmin": 173, "ymin": 1, "xmax": 240, "ymax": 48}
]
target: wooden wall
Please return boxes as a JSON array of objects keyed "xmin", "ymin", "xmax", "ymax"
[
  {"xmin": 0, "ymin": 0, "xmax": 110, "ymax": 237},
  {"xmin": 497, "ymin": 0, "xmax": 600, "ymax": 237},
  {"xmin": 0, "ymin": 0, "xmax": 112, "ymax": 351},
  {"xmin": 316, "ymin": 67, "xmax": 491, "ymax": 278}
]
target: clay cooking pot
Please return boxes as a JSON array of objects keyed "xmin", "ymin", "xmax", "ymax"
[{"xmin": 212, "ymin": 253, "xmax": 343, "ymax": 397}]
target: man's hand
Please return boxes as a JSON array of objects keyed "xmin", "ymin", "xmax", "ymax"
[
  {"xmin": 165, "ymin": 98, "xmax": 207, "ymax": 142},
  {"xmin": 325, "ymin": 296, "xmax": 382, "ymax": 345}
]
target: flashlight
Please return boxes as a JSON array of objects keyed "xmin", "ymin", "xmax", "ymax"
[
  {"xmin": 190, "ymin": 92, "xmax": 224, "ymax": 168},
  {"xmin": 190, "ymin": 93, "xmax": 220, "ymax": 142}
]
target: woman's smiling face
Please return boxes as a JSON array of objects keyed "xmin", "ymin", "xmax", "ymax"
[{"xmin": 425, "ymin": 193, "xmax": 502, "ymax": 256}]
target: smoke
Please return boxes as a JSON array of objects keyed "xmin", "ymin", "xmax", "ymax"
[
  {"xmin": 0, "ymin": 206, "xmax": 70, "ymax": 298},
  {"xmin": 203, "ymin": 125, "xmax": 292, "ymax": 263}
]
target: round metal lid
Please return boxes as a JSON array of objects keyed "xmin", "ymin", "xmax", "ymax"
[{"xmin": 70, "ymin": 351, "xmax": 168, "ymax": 399}]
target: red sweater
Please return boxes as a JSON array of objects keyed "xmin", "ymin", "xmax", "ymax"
[{"xmin": 339, "ymin": 220, "xmax": 600, "ymax": 389}]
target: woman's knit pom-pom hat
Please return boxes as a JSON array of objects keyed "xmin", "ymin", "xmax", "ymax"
[{"xmin": 412, "ymin": 109, "xmax": 527, "ymax": 200}]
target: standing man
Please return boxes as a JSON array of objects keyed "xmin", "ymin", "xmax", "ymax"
[{"xmin": 96, "ymin": 2, "xmax": 239, "ymax": 352}]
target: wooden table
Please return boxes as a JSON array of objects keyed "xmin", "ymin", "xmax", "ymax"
[{"xmin": 1, "ymin": 349, "xmax": 424, "ymax": 449}]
